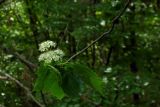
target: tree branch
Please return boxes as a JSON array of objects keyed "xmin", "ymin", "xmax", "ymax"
[
  {"xmin": 14, "ymin": 52, "xmax": 37, "ymax": 70},
  {"xmin": 0, "ymin": 75, "xmax": 8, "ymax": 80},
  {"xmin": 0, "ymin": 0, "xmax": 5, "ymax": 5},
  {"xmin": 66, "ymin": 0, "xmax": 131, "ymax": 63},
  {"xmin": 106, "ymin": 46, "xmax": 113, "ymax": 66},
  {"xmin": 0, "ymin": 104, "xmax": 5, "ymax": 107},
  {"xmin": 0, "ymin": 70, "xmax": 44, "ymax": 107},
  {"xmin": 0, "ymin": 45, "xmax": 37, "ymax": 71}
]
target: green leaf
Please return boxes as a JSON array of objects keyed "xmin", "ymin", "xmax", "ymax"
[
  {"xmin": 34, "ymin": 65, "xmax": 65, "ymax": 100},
  {"xmin": 62, "ymin": 72, "xmax": 81, "ymax": 97},
  {"xmin": 65, "ymin": 63, "xmax": 105, "ymax": 95},
  {"xmin": 43, "ymin": 69, "xmax": 65, "ymax": 100},
  {"xmin": 34, "ymin": 65, "xmax": 49, "ymax": 91}
]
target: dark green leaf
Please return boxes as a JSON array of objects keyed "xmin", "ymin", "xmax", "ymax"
[
  {"xmin": 62, "ymin": 72, "xmax": 81, "ymax": 97},
  {"xmin": 65, "ymin": 63, "xmax": 105, "ymax": 95}
]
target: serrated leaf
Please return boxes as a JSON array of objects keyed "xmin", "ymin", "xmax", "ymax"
[
  {"xmin": 34, "ymin": 65, "xmax": 65, "ymax": 100},
  {"xmin": 65, "ymin": 63, "xmax": 105, "ymax": 95},
  {"xmin": 34, "ymin": 65, "xmax": 49, "ymax": 91},
  {"xmin": 43, "ymin": 70, "xmax": 65, "ymax": 100},
  {"xmin": 62, "ymin": 72, "xmax": 81, "ymax": 97}
]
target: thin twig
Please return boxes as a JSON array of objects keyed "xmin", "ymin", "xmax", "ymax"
[
  {"xmin": 0, "ymin": 70, "xmax": 44, "ymax": 107},
  {"xmin": 66, "ymin": 0, "xmax": 131, "ymax": 63}
]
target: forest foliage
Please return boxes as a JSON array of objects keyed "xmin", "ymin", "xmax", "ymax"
[{"xmin": 0, "ymin": 0, "xmax": 160, "ymax": 107}]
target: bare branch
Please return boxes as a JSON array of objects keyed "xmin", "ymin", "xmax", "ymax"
[
  {"xmin": 0, "ymin": 45, "xmax": 37, "ymax": 71},
  {"xmin": 0, "ymin": 104, "xmax": 5, "ymax": 107},
  {"xmin": 66, "ymin": 0, "xmax": 131, "ymax": 63},
  {"xmin": 14, "ymin": 52, "xmax": 37, "ymax": 70},
  {"xmin": 0, "ymin": 75, "xmax": 8, "ymax": 80},
  {"xmin": 0, "ymin": 70, "xmax": 44, "ymax": 107},
  {"xmin": 0, "ymin": 0, "xmax": 5, "ymax": 5}
]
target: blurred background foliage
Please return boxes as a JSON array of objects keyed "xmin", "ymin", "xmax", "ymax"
[{"xmin": 0, "ymin": 0, "xmax": 160, "ymax": 107}]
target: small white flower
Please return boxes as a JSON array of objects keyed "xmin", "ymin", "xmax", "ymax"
[
  {"xmin": 130, "ymin": 2, "xmax": 134, "ymax": 6},
  {"xmin": 126, "ymin": 85, "xmax": 129, "ymax": 89},
  {"xmin": 151, "ymin": 100, "xmax": 155, "ymax": 103},
  {"xmin": 112, "ymin": 77, "xmax": 116, "ymax": 81},
  {"xmin": 39, "ymin": 40, "xmax": 56, "ymax": 52},
  {"xmin": 144, "ymin": 82, "xmax": 149, "ymax": 86},
  {"xmin": 5, "ymin": 81, "xmax": 9, "ymax": 84},
  {"xmin": 104, "ymin": 67, "xmax": 112, "ymax": 73},
  {"xmin": 4, "ymin": 54, "xmax": 13, "ymax": 60},
  {"xmin": 1, "ymin": 93, "xmax": 5, "ymax": 96},
  {"xmin": 10, "ymin": 17, "xmax": 14, "ymax": 21},
  {"xmin": 65, "ymin": 40, "xmax": 69, "ymax": 44},
  {"xmin": 103, "ymin": 77, "xmax": 108, "ymax": 84},
  {"xmin": 126, "ymin": 8, "xmax": 131, "ymax": 12},
  {"xmin": 136, "ymin": 75, "xmax": 140, "ymax": 80},
  {"xmin": 142, "ymin": 91, "xmax": 145, "ymax": 95},
  {"xmin": 100, "ymin": 20, "xmax": 106, "ymax": 26},
  {"xmin": 114, "ymin": 88, "xmax": 118, "ymax": 91}
]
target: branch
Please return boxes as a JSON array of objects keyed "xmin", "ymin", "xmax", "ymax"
[
  {"xmin": 14, "ymin": 52, "xmax": 37, "ymax": 70},
  {"xmin": 0, "ymin": 104, "xmax": 5, "ymax": 107},
  {"xmin": 106, "ymin": 46, "xmax": 113, "ymax": 66},
  {"xmin": 0, "ymin": 45, "xmax": 37, "ymax": 71},
  {"xmin": 0, "ymin": 75, "xmax": 8, "ymax": 80},
  {"xmin": 0, "ymin": 70, "xmax": 44, "ymax": 107},
  {"xmin": 66, "ymin": 0, "xmax": 131, "ymax": 63},
  {"xmin": 0, "ymin": 0, "xmax": 5, "ymax": 5}
]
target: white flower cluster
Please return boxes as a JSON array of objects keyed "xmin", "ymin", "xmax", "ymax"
[
  {"xmin": 144, "ymin": 82, "xmax": 149, "ymax": 86},
  {"xmin": 39, "ymin": 40, "xmax": 56, "ymax": 52},
  {"xmin": 104, "ymin": 67, "xmax": 112, "ymax": 73},
  {"xmin": 38, "ymin": 40, "xmax": 65, "ymax": 63},
  {"xmin": 38, "ymin": 49, "xmax": 65, "ymax": 63},
  {"xmin": 4, "ymin": 54, "xmax": 13, "ymax": 60},
  {"xmin": 103, "ymin": 77, "xmax": 108, "ymax": 84}
]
